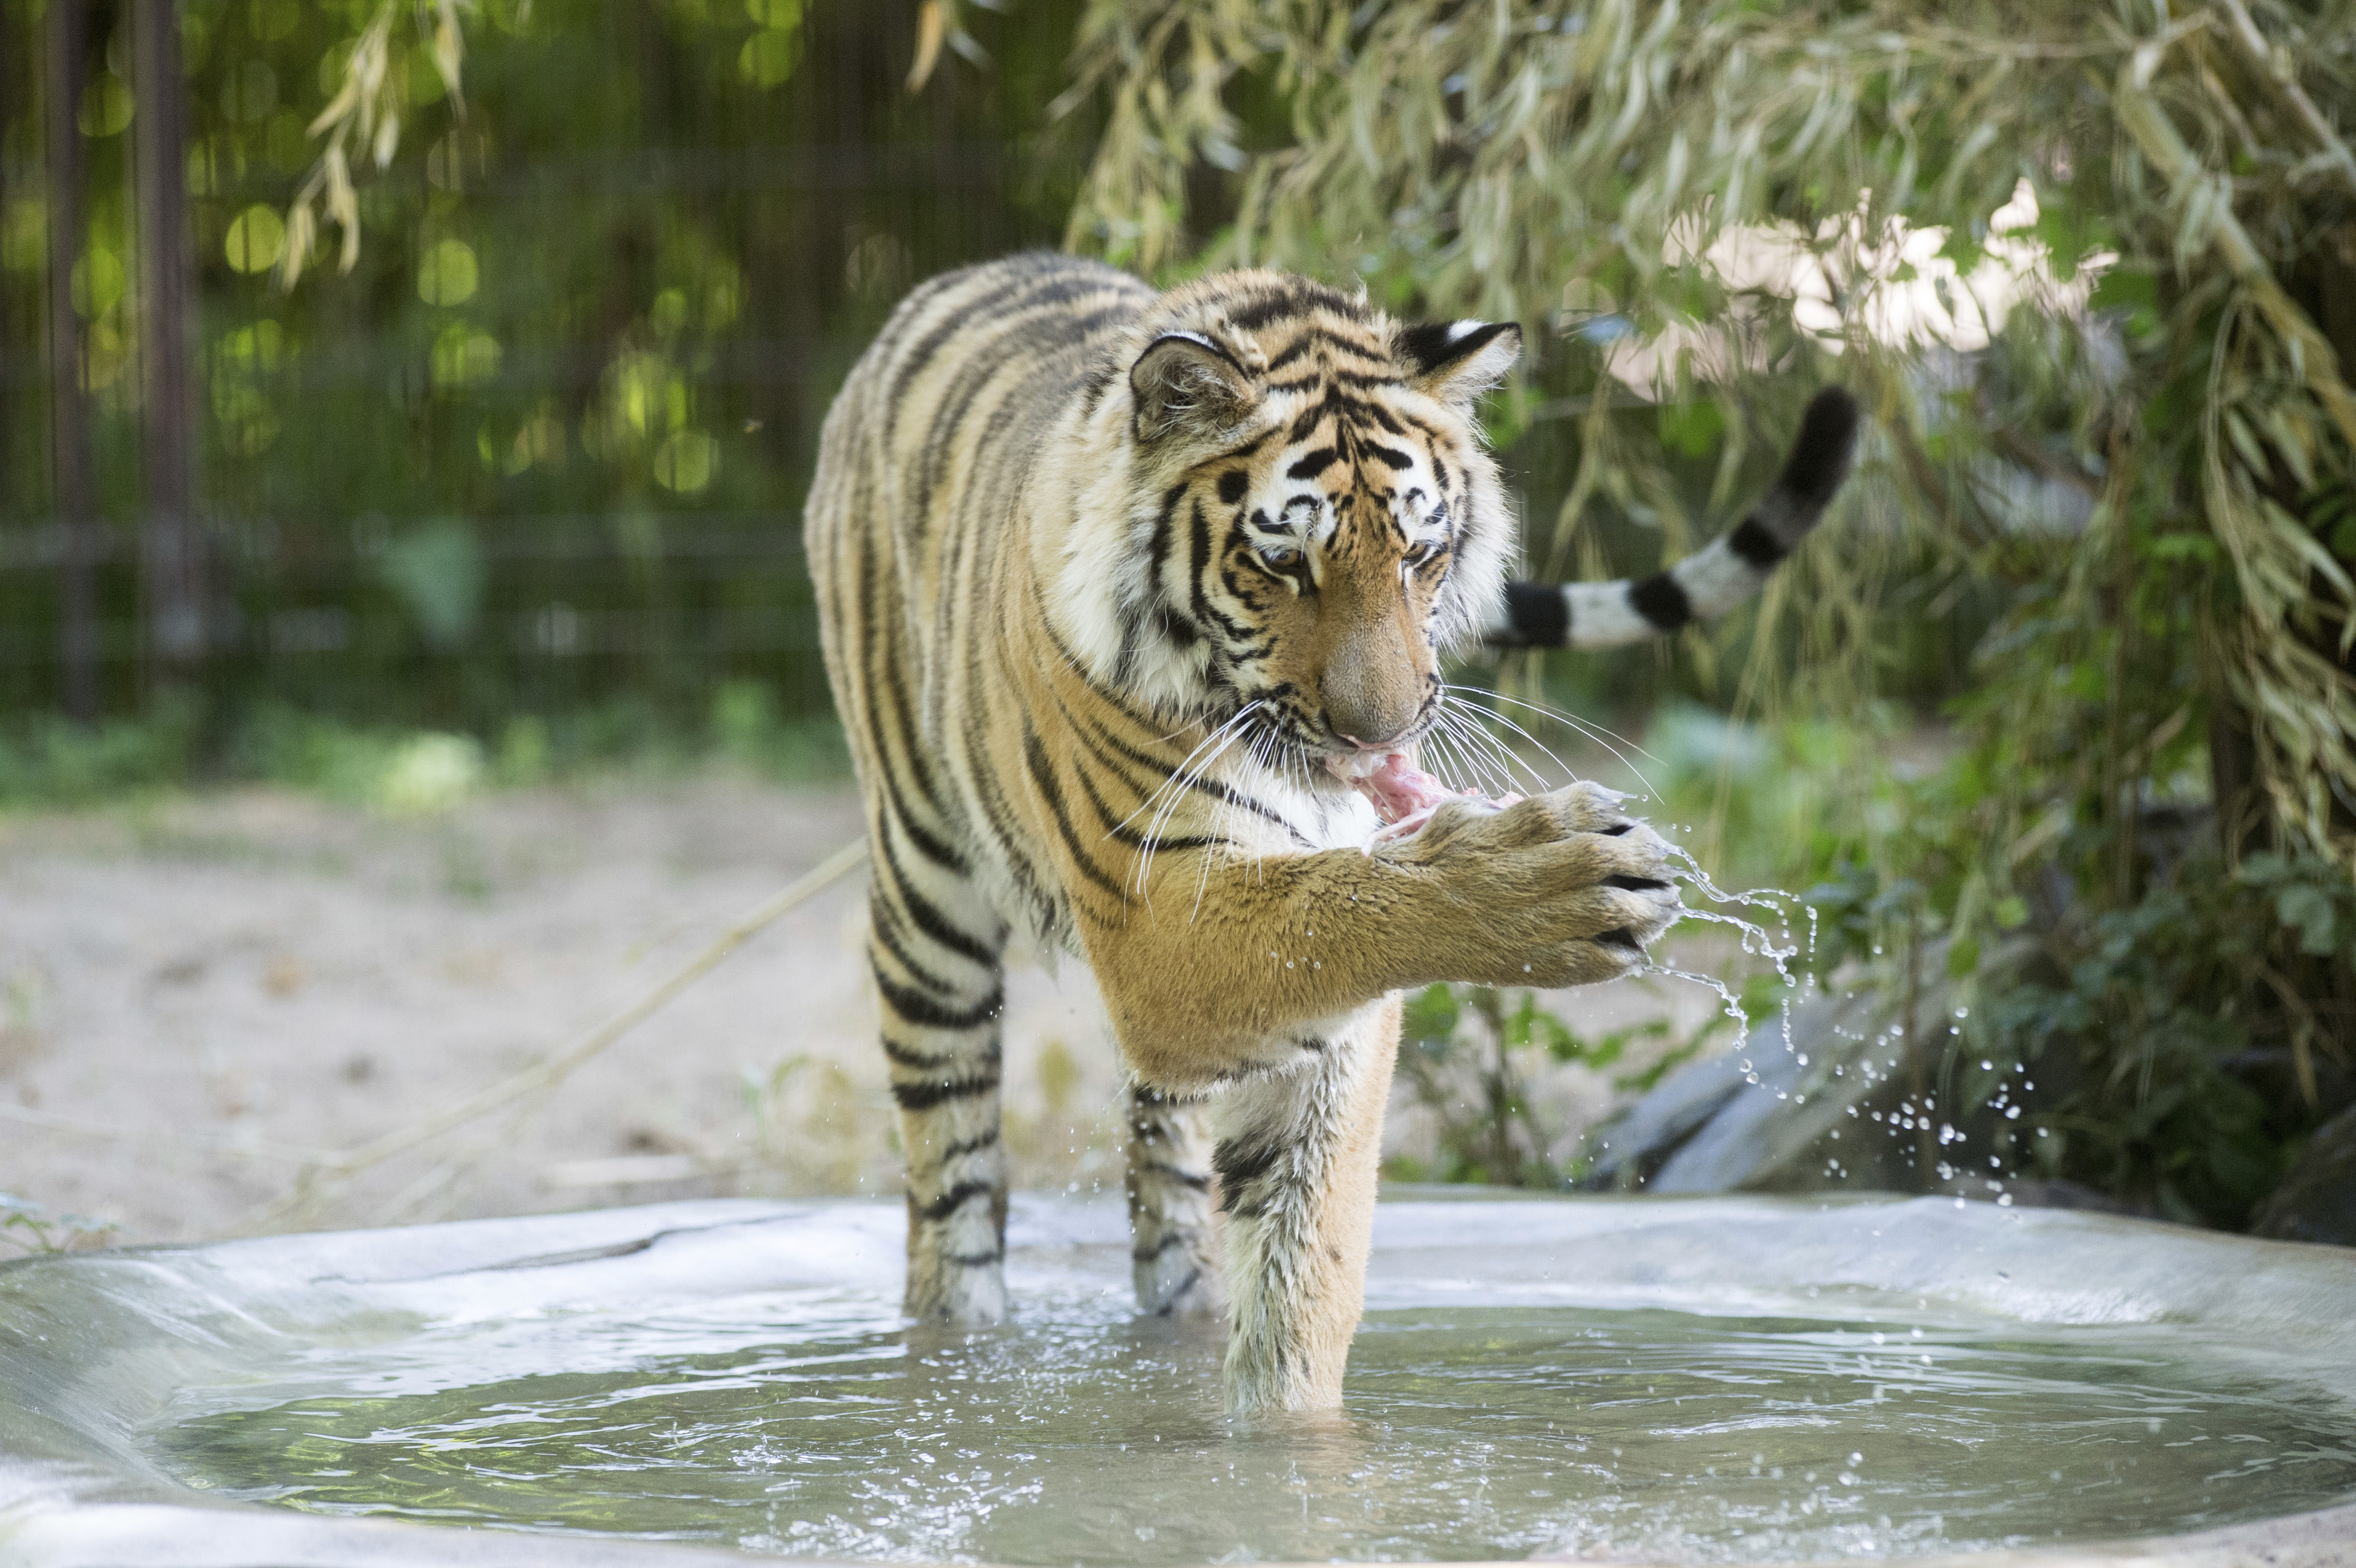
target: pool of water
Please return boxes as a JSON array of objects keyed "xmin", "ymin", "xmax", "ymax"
[
  {"xmin": 151, "ymin": 1293, "xmax": 2356, "ymax": 1564},
  {"xmin": 8, "ymin": 1196, "xmax": 2356, "ymax": 1567}
]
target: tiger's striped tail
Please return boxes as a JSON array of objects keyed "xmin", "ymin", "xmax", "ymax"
[{"xmin": 1489, "ymin": 387, "xmax": 1860, "ymax": 650}]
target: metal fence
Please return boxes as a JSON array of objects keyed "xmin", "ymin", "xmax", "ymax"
[{"xmin": 0, "ymin": 0, "xmax": 1091, "ymax": 730}]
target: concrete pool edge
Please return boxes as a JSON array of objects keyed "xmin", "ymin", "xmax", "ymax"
[{"xmin": 2, "ymin": 1194, "xmax": 2353, "ymax": 1568}]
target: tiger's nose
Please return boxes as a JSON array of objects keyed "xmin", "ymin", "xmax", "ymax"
[{"xmin": 1320, "ymin": 681, "xmax": 1419, "ymax": 752}]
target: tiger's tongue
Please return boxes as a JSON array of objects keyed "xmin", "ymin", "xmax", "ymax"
[{"xmin": 1324, "ymin": 751, "xmax": 1455, "ymax": 826}]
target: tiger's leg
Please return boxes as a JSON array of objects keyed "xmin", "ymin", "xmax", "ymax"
[
  {"xmin": 1212, "ymin": 995, "xmax": 1401, "ymax": 1414},
  {"xmin": 868, "ymin": 838, "xmax": 1013, "ymax": 1324},
  {"xmin": 1124, "ymin": 1084, "xmax": 1225, "ymax": 1318}
]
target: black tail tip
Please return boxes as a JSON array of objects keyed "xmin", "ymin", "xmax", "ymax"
[
  {"xmin": 1493, "ymin": 579, "xmax": 1570, "ymax": 648},
  {"xmin": 1778, "ymin": 387, "xmax": 1861, "ymax": 507}
]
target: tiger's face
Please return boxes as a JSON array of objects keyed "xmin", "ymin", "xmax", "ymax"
[{"xmin": 1099, "ymin": 274, "xmax": 1520, "ymax": 772}]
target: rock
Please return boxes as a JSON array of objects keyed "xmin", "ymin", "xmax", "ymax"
[
  {"xmin": 2252, "ymin": 1103, "xmax": 2356, "ymax": 1247},
  {"xmin": 1581, "ymin": 951, "xmax": 2069, "ymax": 1206},
  {"xmin": 1582, "ymin": 986, "xmax": 1878, "ymax": 1193}
]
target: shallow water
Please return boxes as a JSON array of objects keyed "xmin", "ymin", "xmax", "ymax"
[{"xmin": 151, "ymin": 1286, "xmax": 2356, "ymax": 1565}]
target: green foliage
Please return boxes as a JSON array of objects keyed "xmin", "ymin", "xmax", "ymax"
[
  {"xmin": 0, "ymin": 689, "xmax": 846, "ymax": 812},
  {"xmin": 0, "ymin": 1193, "xmax": 118, "ymax": 1255},
  {"xmin": 1059, "ymin": 0, "xmax": 2356, "ymax": 1222},
  {"xmin": 1390, "ymin": 983, "xmax": 1717, "ymax": 1187},
  {"xmin": 0, "ymin": 703, "xmax": 205, "ymax": 806},
  {"xmin": 378, "ymin": 521, "xmax": 488, "ymax": 652},
  {"xmin": 1802, "ymin": 770, "xmax": 2356, "ymax": 1226},
  {"xmin": 0, "ymin": 0, "xmax": 1097, "ymax": 730}
]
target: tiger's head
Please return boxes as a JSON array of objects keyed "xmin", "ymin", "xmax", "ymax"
[{"xmin": 1061, "ymin": 272, "xmax": 1520, "ymax": 773}]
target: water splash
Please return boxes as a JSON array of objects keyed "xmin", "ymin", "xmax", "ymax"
[{"xmin": 1646, "ymin": 838, "xmax": 1810, "ymax": 1062}]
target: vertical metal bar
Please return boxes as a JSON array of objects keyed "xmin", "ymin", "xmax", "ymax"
[
  {"xmin": 131, "ymin": 0, "xmax": 202, "ymax": 682},
  {"xmin": 45, "ymin": 0, "xmax": 99, "ymax": 720}
]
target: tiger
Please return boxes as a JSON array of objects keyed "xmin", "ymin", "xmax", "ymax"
[{"xmin": 804, "ymin": 251, "xmax": 1858, "ymax": 1416}]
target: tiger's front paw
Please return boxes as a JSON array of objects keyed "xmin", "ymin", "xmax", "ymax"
[{"xmin": 1381, "ymin": 781, "xmax": 1680, "ymax": 988}]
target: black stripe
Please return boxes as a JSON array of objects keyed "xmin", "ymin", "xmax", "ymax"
[
  {"xmin": 882, "ymin": 1034, "xmax": 962, "ymax": 1072},
  {"xmin": 874, "ymin": 965, "xmax": 1005, "ymax": 1031},
  {"xmin": 1124, "ymin": 483, "xmax": 1192, "ymax": 679},
  {"xmin": 1628, "ymin": 571, "xmax": 1692, "ymax": 631},
  {"xmin": 1065, "ymin": 702, "xmax": 1167, "ymax": 801},
  {"xmin": 939, "ymin": 1129, "xmax": 1001, "ymax": 1159},
  {"xmin": 1260, "ymin": 324, "xmax": 1390, "ymax": 371},
  {"xmin": 1188, "ymin": 499, "xmax": 1215, "ymax": 637},
  {"xmin": 1226, "ymin": 288, "xmax": 1339, "ymax": 330},
  {"xmin": 1213, "ymin": 1134, "xmax": 1284, "ymax": 1211},
  {"xmin": 960, "ymin": 679, "xmax": 1060, "ymax": 929},
  {"xmin": 884, "ymin": 858, "xmax": 1001, "ymax": 969},
  {"xmin": 1727, "ymin": 516, "xmax": 1788, "ymax": 567},
  {"xmin": 1133, "ymin": 1231, "xmax": 1192, "ymax": 1261},
  {"xmin": 887, "ymin": 803, "xmax": 968, "ymax": 877},
  {"xmin": 1038, "ymin": 616, "xmax": 1170, "ymax": 732},
  {"xmin": 1132, "ymin": 1161, "xmax": 1212, "ymax": 1191},
  {"xmin": 1209, "ymin": 429, "xmax": 1277, "ymax": 466},
  {"xmin": 1499, "ymin": 580, "xmax": 1570, "ymax": 647},
  {"xmin": 917, "ymin": 1178, "xmax": 996, "ymax": 1223},
  {"xmin": 944, "ymin": 1247, "xmax": 1005, "ymax": 1267},
  {"xmin": 1322, "ymin": 366, "xmax": 1408, "ymax": 390},
  {"xmin": 1074, "ymin": 713, "xmax": 1308, "ymax": 844},
  {"xmin": 1077, "ymin": 360, "xmax": 1121, "ymax": 415},
  {"xmin": 891, "ymin": 1072, "xmax": 1001, "ymax": 1112},
  {"xmin": 1286, "ymin": 447, "xmax": 1339, "ymax": 479},
  {"xmin": 870, "ymin": 897, "xmax": 963, "ymax": 999},
  {"xmin": 919, "ymin": 295, "xmax": 1135, "ymax": 513},
  {"xmin": 1349, "ymin": 394, "xmax": 1407, "ymax": 436},
  {"xmin": 1288, "ymin": 392, "xmax": 1337, "ymax": 442},
  {"xmin": 1068, "ymin": 742, "xmax": 1229, "ymax": 856},
  {"xmin": 1022, "ymin": 724, "xmax": 1125, "ymax": 897},
  {"xmin": 1151, "ymin": 1266, "xmax": 1203, "ymax": 1312},
  {"xmin": 883, "ymin": 274, "xmax": 1034, "ymax": 435},
  {"xmin": 855, "ymin": 539, "xmax": 968, "ymax": 875},
  {"xmin": 1262, "ymin": 337, "xmax": 1316, "ymax": 374}
]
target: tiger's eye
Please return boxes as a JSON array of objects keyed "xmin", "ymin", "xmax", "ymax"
[
  {"xmin": 1217, "ymin": 471, "xmax": 1249, "ymax": 504},
  {"xmin": 1259, "ymin": 543, "xmax": 1301, "ymax": 570}
]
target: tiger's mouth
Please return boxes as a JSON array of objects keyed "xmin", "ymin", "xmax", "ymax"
[{"xmin": 1324, "ymin": 750, "xmax": 1520, "ymax": 842}]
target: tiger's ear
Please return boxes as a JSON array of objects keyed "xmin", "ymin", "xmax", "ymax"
[
  {"xmin": 1130, "ymin": 331, "xmax": 1261, "ymax": 441},
  {"xmin": 1396, "ymin": 320, "xmax": 1522, "ymax": 409}
]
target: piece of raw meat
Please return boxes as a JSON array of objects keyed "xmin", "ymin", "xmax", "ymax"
[{"xmin": 1325, "ymin": 751, "xmax": 1521, "ymax": 844}]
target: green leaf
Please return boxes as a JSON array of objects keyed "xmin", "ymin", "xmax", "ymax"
[
  {"xmin": 2143, "ymin": 532, "xmax": 2221, "ymax": 564},
  {"xmin": 1947, "ymin": 935, "xmax": 1981, "ymax": 977},
  {"xmin": 2273, "ymin": 884, "xmax": 2338, "ymax": 955},
  {"xmin": 2087, "ymin": 265, "xmax": 2157, "ymax": 315},
  {"xmin": 1657, "ymin": 399, "xmax": 1725, "ymax": 460},
  {"xmin": 1401, "ymin": 983, "xmax": 1459, "ymax": 1045}
]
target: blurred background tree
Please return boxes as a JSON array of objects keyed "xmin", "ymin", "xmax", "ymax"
[
  {"xmin": 1, "ymin": 0, "xmax": 1090, "ymax": 778},
  {"xmin": 4, "ymin": 0, "xmax": 2355, "ymax": 1229}
]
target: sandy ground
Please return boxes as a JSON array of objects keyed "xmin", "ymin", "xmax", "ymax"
[{"xmin": 0, "ymin": 776, "xmax": 1723, "ymax": 1249}]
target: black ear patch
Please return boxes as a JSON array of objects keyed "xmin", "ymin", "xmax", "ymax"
[
  {"xmin": 1131, "ymin": 331, "xmax": 1261, "ymax": 441},
  {"xmin": 1395, "ymin": 320, "xmax": 1523, "ymax": 407}
]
